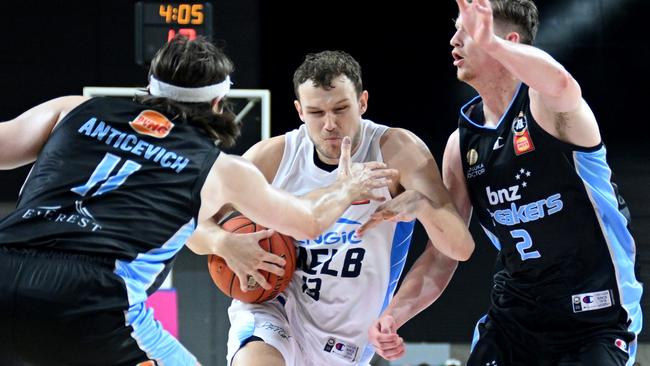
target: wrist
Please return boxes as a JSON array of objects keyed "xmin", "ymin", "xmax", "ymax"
[{"xmin": 482, "ymin": 34, "xmax": 503, "ymax": 55}]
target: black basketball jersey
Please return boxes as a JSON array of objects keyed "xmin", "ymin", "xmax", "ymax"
[
  {"xmin": 458, "ymin": 84, "xmax": 641, "ymax": 334},
  {"xmin": 0, "ymin": 97, "xmax": 219, "ymax": 263}
]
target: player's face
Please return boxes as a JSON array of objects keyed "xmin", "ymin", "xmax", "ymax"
[
  {"xmin": 450, "ymin": 15, "xmax": 496, "ymax": 83},
  {"xmin": 294, "ymin": 76, "xmax": 367, "ymax": 165}
]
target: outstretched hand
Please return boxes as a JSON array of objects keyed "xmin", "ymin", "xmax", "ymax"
[
  {"xmin": 337, "ymin": 136, "xmax": 398, "ymax": 202},
  {"xmin": 456, "ymin": 0, "xmax": 495, "ymax": 48},
  {"xmin": 368, "ymin": 314, "xmax": 405, "ymax": 361},
  {"xmin": 358, "ymin": 190, "xmax": 424, "ymax": 236}
]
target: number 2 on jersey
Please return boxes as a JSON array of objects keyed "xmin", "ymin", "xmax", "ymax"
[
  {"xmin": 71, "ymin": 153, "xmax": 141, "ymax": 197},
  {"xmin": 511, "ymin": 229, "xmax": 541, "ymax": 261}
]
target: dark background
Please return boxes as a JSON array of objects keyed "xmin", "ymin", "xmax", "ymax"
[{"xmin": 1, "ymin": 0, "xmax": 648, "ymax": 363}]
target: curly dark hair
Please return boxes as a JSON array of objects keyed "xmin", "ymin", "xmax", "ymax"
[
  {"xmin": 135, "ymin": 35, "xmax": 241, "ymax": 147},
  {"xmin": 292, "ymin": 50, "xmax": 363, "ymax": 100}
]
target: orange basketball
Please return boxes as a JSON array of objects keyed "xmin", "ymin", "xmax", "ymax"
[{"xmin": 207, "ymin": 214, "xmax": 296, "ymax": 303}]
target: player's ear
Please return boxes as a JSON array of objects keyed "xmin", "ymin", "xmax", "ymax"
[
  {"xmin": 505, "ymin": 31, "xmax": 520, "ymax": 43},
  {"xmin": 294, "ymin": 100, "xmax": 305, "ymax": 122},
  {"xmin": 211, "ymin": 97, "xmax": 223, "ymax": 114},
  {"xmin": 359, "ymin": 90, "xmax": 369, "ymax": 115}
]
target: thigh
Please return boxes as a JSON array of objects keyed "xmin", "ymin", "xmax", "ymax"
[
  {"xmin": 227, "ymin": 299, "xmax": 298, "ymax": 366},
  {"xmin": 9, "ymin": 251, "xmax": 195, "ymax": 366},
  {"xmin": 468, "ymin": 314, "xmax": 542, "ymax": 366},
  {"xmin": 557, "ymin": 335, "xmax": 631, "ymax": 366},
  {"xmin": 467, "ymin": 318, "xmax": 508, "ymax": 366}
]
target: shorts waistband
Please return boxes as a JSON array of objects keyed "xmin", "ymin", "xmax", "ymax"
[{"xmin": 0, "ymin": 246, "xmax": 116, "ymax": 267}]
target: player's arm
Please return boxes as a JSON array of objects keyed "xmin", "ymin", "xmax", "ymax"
[
  {"xmin": 199, "ymin": 136, "xmax": 397, "ymax": 240},
  {"xmin": 456, "ymin": 0, "xmax": 600, "ymax": 147},
  {"xmin": 367, "ymin": 129, "xmax": 472, "ymax": 360},
  {"xmin": 360, "ymin": 128, "xmax": 474, "ymax": 261},
  {"xmin": 368, "ymin": 241, "xmax": 458, "ymax": 360},
  {"xmin": 0, "ymin": 96, "xmax": 89, "ymax": 169},
  {"xmin": 186, "ymin": 136, "xmax": 287, "ymax": 291}
]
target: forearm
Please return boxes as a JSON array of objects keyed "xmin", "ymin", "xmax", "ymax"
[
  {"xmin": 486, "ymin": 38, "xmax": 579, "ymax": 100},
  {"xmin": 385, "ymin": 243, "xmax": 458, "ymax": 328},
  {"xmin": 185, "ymin": 220, "xmax": 229, "ymax": 255},
  {"xmin": 416, "ymin": 197, "xmax": 474, "ymax": 261},
  {"xmin": 300, "ymin": 181, "xmax": 355, "ymax": 238}
]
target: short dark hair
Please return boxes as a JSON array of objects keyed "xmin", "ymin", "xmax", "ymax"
[
  {"xmin": 292, "ymin": 50, "xmax": 363, "ymax": 100},
  {"xmin": 135, "ymin": 36, "xmax": 240, "ymax": 147},
  {"xmin": 491, "ymin": 0, "xmax": 539, "ymax": 45}
]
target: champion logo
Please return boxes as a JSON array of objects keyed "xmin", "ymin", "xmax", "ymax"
[
  {"xmin": 614, "ymin": 339, "xmax": 628, "ymax": 353},
  {"xmin": 129, "ymin": 110, "xmax": 174, "ymax": 138}
]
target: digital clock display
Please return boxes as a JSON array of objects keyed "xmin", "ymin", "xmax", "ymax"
[{"xmin": 135, "ymin": 2, "xmax": 213, "ymax": 65}]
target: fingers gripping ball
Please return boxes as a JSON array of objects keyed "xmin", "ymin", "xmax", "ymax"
[{"xmin": 207, "ymin": 215, "xmax": 296, "ymax": 303}]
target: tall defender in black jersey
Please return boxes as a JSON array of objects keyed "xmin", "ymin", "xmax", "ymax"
[
  {"xmin": 445, "ymin": 0, "xmax": 642, "ymax": 365},
  {"xmin": 0, "ymin": 36, "xmax": 397, "ymax": 366},
  {"xmin": 368, "ymin": 0, "xmax": 642, "ymax": 365}
]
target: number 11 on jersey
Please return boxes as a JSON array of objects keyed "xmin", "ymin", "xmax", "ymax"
[{"xmin": 71, "ymin": 153, "xmax": 142, "ymax": 197}]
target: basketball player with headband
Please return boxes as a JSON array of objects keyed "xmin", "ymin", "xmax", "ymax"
[{"xmin": 0, "ymin": 36, "xmax": 395, "ymax": 366}]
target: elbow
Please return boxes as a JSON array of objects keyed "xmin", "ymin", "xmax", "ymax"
[
  {"xmin": 551, "ymin": 69, "xmax": 580, "ymax": 99},
  {"xmin": 455, "ymin": 237, "xmax": 475, "ymax": 262}
]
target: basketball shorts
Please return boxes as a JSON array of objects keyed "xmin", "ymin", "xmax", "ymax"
[
  {"xmin": 227, "ymin": 297, "xmax": 303, "ymax": 366},
  {"xmin": 227, "ymin": 296, "xmax": 372, "ymax": 366},
  {"xmin": 468, "ymin": 297, "xmax": 635, "ymax": 366},
  {"xmin": 0, "ymin": 247, "xmax": 196, "ymax": 366}
]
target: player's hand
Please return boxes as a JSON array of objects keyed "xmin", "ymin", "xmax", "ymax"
[
  {"xmin": 358, "ymin": 190, "xmax": 423, "ymax": 236},
  {"xmin": 217, "ymin": 229, "xmax": 286, "ymax": 292},
  {"xmin": 368, "ymin": 314, "xmax": 405, "ymax": 361},
  {"xmin": 337, "ymin": 136, "xmax": 398, "ymax": 202},
  {"xmin": 456, "ymin": 0, "xmax": 496, "ymax": 49}
]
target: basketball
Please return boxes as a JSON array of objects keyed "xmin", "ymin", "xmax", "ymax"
[{"xmin": 207, "ymin": 214, "xmax": 296, "ymax": 303}]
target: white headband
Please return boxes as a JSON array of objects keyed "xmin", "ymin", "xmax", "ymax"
[{"xmin": 148, "ymin": 75, "xmax": 232, "ymax": 103}]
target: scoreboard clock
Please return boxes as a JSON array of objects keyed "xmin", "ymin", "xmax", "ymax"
[{"xmin": 135, "ymin": 2, "xmax": 213, "ymax": 65}]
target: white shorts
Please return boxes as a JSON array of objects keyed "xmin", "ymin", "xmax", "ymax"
[{"xmin": 226, "ymin": 297, "xmax": 303, "ymax": 366}]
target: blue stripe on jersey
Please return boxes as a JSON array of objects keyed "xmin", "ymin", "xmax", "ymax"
[
  {"xmin": 114, "ymin": 218, "xmax": 196, "ymax": 364},
  {"xmin": 361, "ymin": 220, "xmax": 415, "ymax": 363},
  {"xmin": 460, "ymin": 83, "xmax": 523, "ymax": 130},
  {"xmin": 337, "ymin": 217, "xmax": 362, "ymax": 225},
  {"xmin": 573, "ymin": 147, "xmax": 643, "ymax": 365},
  {"xmin": 236, "ymin": 312, "xmax": 256, "ymax": 344},
  {"xmin": 480, "ymin": 224, "xmax": 502, "ymax": 250},
  {"xmin": 471, "ymin": 314, "xmax": 488, "ymax": 350}
]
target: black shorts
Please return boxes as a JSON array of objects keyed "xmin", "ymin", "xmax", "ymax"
[
  {"xmin": 468, "ymin": 314, "xmax": 633, "ymax": 366},
  {"xmin": 468, "ymin": 294, "xmax": 634, "ymax": 366},
  {"xmin": 0, "ymin": 247, "xmax": 192, "ymax": 366}
]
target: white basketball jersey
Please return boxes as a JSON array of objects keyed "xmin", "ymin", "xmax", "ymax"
[{"xmin": 272, "ymin": 119, "xmax": 415, "ymax": 365}]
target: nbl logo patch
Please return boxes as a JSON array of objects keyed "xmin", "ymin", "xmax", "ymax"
[{"xmin": 512, "ymin": 112, "xmax": 535, "ymax": 156}]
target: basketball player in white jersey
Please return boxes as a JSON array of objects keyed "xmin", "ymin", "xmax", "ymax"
[{"xmin": 195, "ymin": 50, "xmax": 474, "ymax": 366}]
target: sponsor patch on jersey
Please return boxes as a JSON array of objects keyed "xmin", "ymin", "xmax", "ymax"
[
  {"xmin": 136, "ymin": 361, "xmax": 158, "ymax": 366},
  {"xmin": 572, "ymin": 289, "xmax": 613, "ymax": 313},
  {"xmin": 129, "ymin": 110, "xmax": 174, "ymax": 138},
  {"xmin": 512, "ymin": 112, "xmax": 535, "ymax": 155},
  {"xmin": 614, "ymin": 338, "xmax": 628, "ymax": 353},
  {"xmin": 322, "ymin": 337, "xmax": 358, "ymax": 362},
  {"xmin": 466, "ymin": 148, "xmax": 479, "ymax": 166}
]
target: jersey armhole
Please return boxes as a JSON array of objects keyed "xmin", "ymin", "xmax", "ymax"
[
  {"xmin": 190, "ymin": 147, "xmax": 221, "ymax": 220},
  {"xmin": 50, "ymin": 97, "xmax": 101, "ymax": 134}
]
